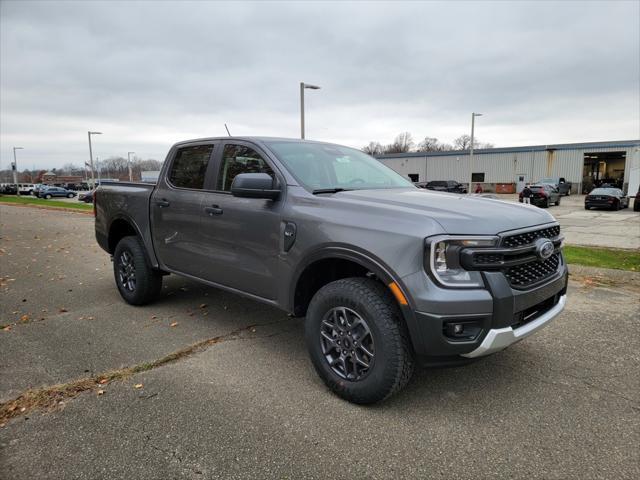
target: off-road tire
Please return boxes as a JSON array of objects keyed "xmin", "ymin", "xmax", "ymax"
[
  {"xmin": 113, "ymin": 236, "xmax": 162, "ymax": 306},
  {"xmin": 305, "ymin": 277, "xmax": 414, "ymax": 404}
]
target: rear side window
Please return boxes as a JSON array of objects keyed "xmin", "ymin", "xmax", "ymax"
[
  {"xmin": 169, "ymin": 144, "xmax": 214, "ymax": 189},
  {"xmin": 217, "ymin": 144, "xmax": 274, "ymax": 191}
]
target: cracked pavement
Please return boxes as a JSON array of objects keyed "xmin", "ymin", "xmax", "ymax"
[{"xmin": 1, "ymin": 205, "xmax": 639, "ymax": 479}]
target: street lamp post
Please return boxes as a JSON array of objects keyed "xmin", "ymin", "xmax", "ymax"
[
  {"xmin": 87, "ymin": 131, "xmax": 102, "ymax": 187},
  {"xmin": 300, "ymin": 82, "xmax": 321, "ymax": 139},
  {"xmin": 468, "ymin": 113, "xmax": 483, "ymax": 193},
  {"xmin": 12, "ymin": 147, "xmax": 24, "ymax": 196},
  {"xmin": 127, "ymin": 152, "xmax": 135, "ymax": 182}
]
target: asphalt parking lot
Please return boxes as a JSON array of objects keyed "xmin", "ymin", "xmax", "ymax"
[{"xmin": 1, "ymin": 205, "xmax": 639, "ymax": 479}]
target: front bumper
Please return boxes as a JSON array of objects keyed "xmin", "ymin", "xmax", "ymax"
[
  {"xmin": 461, "ymin": 294, "xmax": 566, "ymax": 358},
  {"xmin": 399, "ymin": 262, "xmax": 568, "ymax": 362}
]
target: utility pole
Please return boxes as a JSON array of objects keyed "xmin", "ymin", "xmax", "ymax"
[
  {"xmin": 127, "ymin": 151, "xmax": 135, "ymax": 182},
  {"xmin": 468, "ymin": 113, "xmax": 483, "ymax": 193},
  {"xmin": 12, "ymin": 147, "xmax": 24, "ymax": 196},
  {"xmin": 300, "ymin": 82, "xmax": 320, "ymax": 139},
  {"xmin": 88, "ymin": 131, "xmax": 102, "ymax": 187}
]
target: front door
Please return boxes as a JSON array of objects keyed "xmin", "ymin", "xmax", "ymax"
[
  {"xmin": 150, "ymin": 143, "xmax": 217, "ymax": 278},
  {"xmin": 198, "ymin": 142, "xmax": 283, "ymax": 300},
  {"xmin": 516, "ymin": 174, "xmax": 527, "ymax": 193}
]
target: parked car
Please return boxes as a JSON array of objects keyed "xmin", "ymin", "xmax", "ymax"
[
  {"xmin": 584, "ymin": 188, "xmax": 629, "ymax": 210},
  {"xmin": 39, "ymin": 186, "xmax": 77, "ymax": 199},
  {"xmin": 96, "ymin": 137, "xmax": 567, "ymax": 404},
  {"xmin": 417, "ymin": 180, "xmax": 468, "ymax": 193},
  {"xmin": 0, "ymin": 184, "xmax": 18, "ymax": 195},
  {"xmin": 17, "ymin": 183, "xmax": 35, "ymax": 195},
  {"xmin": 519, "ymin": 184, "xmax": 561, "ymax": 207},
  {"xmin": 78, "ymin": 189, "xmax": 96, "ymax": 203},
  {"xmin": 538, "ymin": 177, "xmax": 572, "ymax": 196},
  {"xmin": 634, "ymin": 187, "xmax": 640, "ymax": 212}
]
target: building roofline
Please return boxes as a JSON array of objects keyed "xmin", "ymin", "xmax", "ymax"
[{"xmin": 375, "ymin": 139, "xmax": 640, "ymax": 159}]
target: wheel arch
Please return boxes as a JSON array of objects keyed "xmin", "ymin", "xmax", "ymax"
[
  {"xmin": 289, "ymin": 246, "xmax": 414, "ymax": 321},
  {"xmin": 107, "ymin": 214, "xmax": 159, "ymax": 268}
]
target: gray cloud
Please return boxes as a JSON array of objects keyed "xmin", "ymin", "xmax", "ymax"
[{"xmin": 1, "ymin": 0, "xmax": 638, "ymax": 169}]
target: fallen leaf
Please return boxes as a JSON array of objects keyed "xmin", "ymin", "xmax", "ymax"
[
  {"xmin": 199, "ymin": 303, "xmax": 207, "ymax": 309},
  {"xmin": 134, "ymin": 384, "xmax": 143, "ymax": 389},
  {"xmin": 20, "ymin": 407, "xmax": 26, "ymax": 412},
  {"xmin": 2, "ymin": 326, "xmax": 11, "ymax": 332},
  {"xmin": 151, "ymin": 315, "xmax": 157, "ymax": 319},
  {"xmin": 19, "ymin": 314, "xmax": 30, "ymax": 323},
  {"xmin": 97, "ymin": 389, "xmax": 105, "ymax": 395},
  {"xmin": 59, "ymin": 307, "xmax": 68, "ymax": 313},
  {"xmin": 170, "ymin": 322, "xmax": 179, "ymax": 327},
  {"xmin": 98, "ymin": 378, "xmax": 108, "ymax": 385}
]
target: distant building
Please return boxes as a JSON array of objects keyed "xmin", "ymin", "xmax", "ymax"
[
  {"xmin": 41, "ymin": 172, "xmax": 84, "ymax": 185},
  {"xmin": 376, "ymin": 139, "xmax": 640, "ymax": 194}
]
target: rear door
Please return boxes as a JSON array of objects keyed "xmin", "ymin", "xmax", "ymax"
[
  {"xmin": 150, "ymin": 142, "xmax": 218, "ymax": 278},
  {"xmin": 198, "ymin": 141, "xmax": 284, "ymax": 300}
]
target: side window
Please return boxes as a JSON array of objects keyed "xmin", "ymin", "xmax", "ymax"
[
  {"xmin": 217, "ymin": 144, "xmax": 274, "ymax": 191},
  {"xmin": 168, "ymin": 144, "xmax": 214, "ymax": 189}
]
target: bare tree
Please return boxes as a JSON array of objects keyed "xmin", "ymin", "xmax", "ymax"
[
  {"xmin": 416, "ymin": 137, "xmax": 453, "ymax": 152},
  {"xmin": 362, "ymin": 141, "xmax": 384, "ymax": 156},
  {"xmin": 452, "ymin": 135, "xmax": 493, "ymax": 151},
  {"xmin": 383, "ymin": 132, "xmax": 414, "ymax": 154}
]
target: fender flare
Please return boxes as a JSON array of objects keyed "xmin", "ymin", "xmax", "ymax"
[{"xmin": 107, "ymin": 213, "xmax": 159, "ymax": 269}]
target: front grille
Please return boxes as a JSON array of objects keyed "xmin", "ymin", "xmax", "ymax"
[
  {"xmin": 474, "ymin": 253, "xmax": 504, "ymax": 264},
  {"xmin": 504, "ymin": 253, "xmax": 561, "ymax": 288},
  {"xmin": 502, "ymin": 225, "xmax": 560, "ymax": 248}
]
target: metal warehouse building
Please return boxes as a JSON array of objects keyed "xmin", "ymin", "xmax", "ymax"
[{"xmin": 376, "ymin": 139, "xmax": 640, "ymax": 195}]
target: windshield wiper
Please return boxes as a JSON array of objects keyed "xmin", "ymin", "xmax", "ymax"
[{"xmin": 312, "ymin": 188, "xmax": 351, "ymax": 195}]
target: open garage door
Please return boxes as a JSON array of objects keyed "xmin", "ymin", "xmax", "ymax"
[{"xmin": 582, "ymin": 151, "xmax": 626, "ymax": 193}]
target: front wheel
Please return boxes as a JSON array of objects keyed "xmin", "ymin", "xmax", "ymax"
[
  {"xmin": 305, "ymin": 277, "xmax": 414, "ymax": 404},
  {"xmin": 67, "ymin": 193, "xmax": 74, "ymax": 198},
  {"xmin": 44, "ymin": 194, "xmax": 52, "ymax": 199},
  {"xmin": 113, "ymin": 236, "xmax": 162, "ymax": 305}
]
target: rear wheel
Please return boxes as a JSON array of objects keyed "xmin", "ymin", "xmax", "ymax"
[
  {"xmin": 67, "ymin": 193, "xmax": 74, "ymax": 198},
  {"xmin": 113, "ymin": 236, "xmax": 162, "ymax": 305},
  {"xmin": 305, "ymin": 277, "xmax": 414, "ymax": 404}
]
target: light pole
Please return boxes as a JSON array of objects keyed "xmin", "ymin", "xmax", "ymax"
[
  {"xmin": 468, "ymin": 112, "xmax": 483, "ymax": 193},
  {"xmin": 300, "ymin": 82, "xmax": 320, "ymax": 139},
  {"xmin": 87, "ymin": 131, "xmax": 102, "ymax": 187},
  {"xmin": 127, "ymin": 152, "xmax": 135, "ymax": 182},
  {"xmin": 12, "ymin": 147, "xmax": 24, "ymax": 196}
]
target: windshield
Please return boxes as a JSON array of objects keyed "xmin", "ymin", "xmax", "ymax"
[{"xmin": 265, "ymin": 141, "xmax": 414, "ymax": 191}]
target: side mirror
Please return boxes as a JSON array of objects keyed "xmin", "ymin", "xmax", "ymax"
[{"xmin": 231, "ymin": 173, "xmax": 280, "ymax": 200}]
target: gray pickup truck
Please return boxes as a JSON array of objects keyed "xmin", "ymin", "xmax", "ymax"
[{"xmin": 96, "ymin": 137, "xmax": 568, "ymax": 404}]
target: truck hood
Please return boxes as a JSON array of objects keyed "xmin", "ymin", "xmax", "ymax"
[{"xmin": 331, "ymin": 188, "xmax": 556, "ymax": 235}]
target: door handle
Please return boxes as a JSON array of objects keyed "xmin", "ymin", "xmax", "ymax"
[
  {"xmin": 155, "ymin": 199, "xmax": 170, "ymax": 208},
  {"xmin": 204, "ymin": 205, "xmax": 223, "ymax": 216}
]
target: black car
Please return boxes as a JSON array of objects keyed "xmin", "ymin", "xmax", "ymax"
[
  {"xmin": 39, "ymin": 187, "xmax": 77, "ymax": 199},
  {"xmin": 585, "ymin": 188, "xmax": 629, "ymax": 210},
  {"xmin": 519, "ymin": 184, "xmax": 561, "ymax": 208},
  {"xmin": 417, "ymin": 180, "xmax": 468, "ymax": 193},
  {"xmin": 78, "ymin": 189, "xmax": 96, "ymax": 203}
]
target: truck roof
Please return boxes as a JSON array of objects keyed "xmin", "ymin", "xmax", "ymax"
[{"xmin": 172, "ymin": 136, "xmax": 337, "ymax": 147}]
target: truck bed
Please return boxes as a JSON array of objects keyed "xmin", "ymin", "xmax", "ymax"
[{"xmin": 94, "ymin": 181, "xmax": 158, "ymax": 266}]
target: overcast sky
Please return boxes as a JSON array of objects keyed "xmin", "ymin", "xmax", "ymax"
[{"xmin": 1, "ymin": 0, "xmax": 639, "ymax": 170}]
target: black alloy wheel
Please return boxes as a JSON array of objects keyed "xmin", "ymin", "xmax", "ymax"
[
  {"xmin": 117, "ymin": 250, "xmax": 137, "ymax": 292},
  {"xmin": 320, "ymin": 306, "xmax": 375, "ymax": 381}
]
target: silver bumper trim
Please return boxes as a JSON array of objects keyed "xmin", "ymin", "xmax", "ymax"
[{"xmin": 461, "ymin": 294, "xmax": 567, "ymax": 358}]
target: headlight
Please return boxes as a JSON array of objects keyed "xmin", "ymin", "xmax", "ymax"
[{"xmin": 426, "ymin": 236, "xmax": 498, "ymax": 288}]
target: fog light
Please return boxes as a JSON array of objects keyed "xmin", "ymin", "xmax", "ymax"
[{"xmin": 443, "ymin": 320, "xmax": 483, "ymax": 341}]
